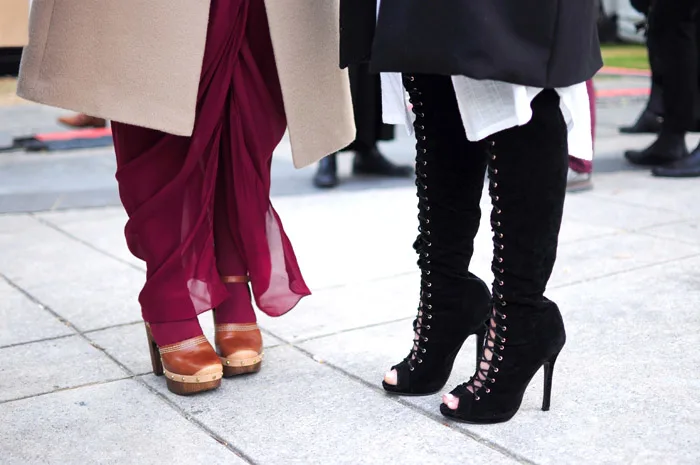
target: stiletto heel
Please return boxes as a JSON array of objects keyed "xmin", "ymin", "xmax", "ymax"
[
  {"xmin": 214, "ymin": 276, "xmax": 264, "ymax": 377},
  {"xmin": 541, "ymin": 352, "xmax": 559, "ymax": 411},
  {"xmin": 143, "ymin": 322, "xmax": 223, "ymax": 396}
]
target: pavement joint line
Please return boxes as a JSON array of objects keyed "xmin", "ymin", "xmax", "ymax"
[
  {"xmin": 29, "ymin": 211, "xmax": 420, "ymax": 295},
  {"xmin": 260, "ymin": 335, "xmax": 538, "ymax": 465},
  {"xmin": 83, "ymin": 320, "xmax": 143, "ymax": 335},
  {"xmin": 0, "ymin": 332, "xmax": 77, "ymax": 351},
  {"xmin": 549, "ymin": 251, "xmax": 700, "ymax": 291},
  {"xmin": 281, "ymin": 316, "xmax": 414, "ymax": 345},
  {"xmin": 585, "ymin": 191, "xmax": 699, "ymax": 217},
  {"xmin": 0, "ymin": 377, "xmax": 135, "ymax": 406},
  {"xmin": 261, "ymin": 250, "xmax": 700, "ymax": 346},
  {"xmin": 0, "ymin": 272, "xmax": 255, "ymax": 464},
  {"xmin": 29, "ymin": 213, "xmax": 146, "ymax": 274}
]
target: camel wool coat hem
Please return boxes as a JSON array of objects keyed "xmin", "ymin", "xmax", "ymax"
[{"xmin": 17, "ymin": 0, "xmax": 355, "ymax": 169}]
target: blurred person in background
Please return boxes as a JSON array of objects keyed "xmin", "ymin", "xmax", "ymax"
[
  {"xmin": 313, "ymin": 63, "xmax": 412, "ymax": 188},
  {"xmin": 625, "ymin": 0, "xmax": 700, "ymax": 177},
  {"xmin": 18, "ymin": 0, "xmax": 354, "ymax": 395},
  {"xmin": 57, "ymin": 113, "xmax": 107, "ymax": 128},
  {"xmin": 620, "ymin": 0, "xmax": 700, "ymax": 135},
  {"xmin": 341, "ymin": 0, "xmax": 600, "ymax": 423},
  {"xmin": 567, "ymin": 79, "xmax": 597, "ymax": 192}
]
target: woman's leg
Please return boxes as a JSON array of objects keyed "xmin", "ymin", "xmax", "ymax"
[
  {"xmin": 382, "ymin": 74, "xmax": 491, "ymax": 395},
  {"xmin": 442, "ymin": 89, "xmax": 569, "ymax": 423}
]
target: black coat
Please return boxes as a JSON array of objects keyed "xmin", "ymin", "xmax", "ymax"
[{"xmin": 340, "ymin": 0, "xmax": 603, "ymax": 89}]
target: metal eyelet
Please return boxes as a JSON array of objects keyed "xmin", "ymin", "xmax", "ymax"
[
  {"xmin": 494, "ymin": 196, "xmax": 500, "ymax": 201},
  {"xmin": 426, "ymin": 270, "xmax": 431, "ymax": 275},
  {"xmin": 424, "ymin": 337, "xmax": 429, "ymax": 342},
  {"xmin": 500, "ymin": 345, "xmax": 505, "ymax": 350},
  {"xmin": 499, "ymin": 280, "xmax": 504, "ymax": 286},
  {"xmin": 475, "ymin": 396, "xmax": 480, "ymax": 401},
  {"xmin": 418, "ymin": 359, "xmax": 423, "ymax": 364},
  {"xmin": 421, "ymin": 348, "xmax": 427, "ymax": 353},
  {"xmin": 496, "ymin": 221, "xmax": 501, "ymax": 227},
  {"xmin": 493, "ymin": 169, "xmax": 498, "ymax": 174},
  {"xmin": 501, "ymin": 301, "xmax": 507, "ymax": 307},
  {"xmin": 494, "ymin": 368, "xmax": 499, "ymax": 373},
  {"xmin": 486, "ymin": 388, "xmax": 491, "ymax": 393},
  {"xmin": 426, "ymin": 325, "xmax": 431, "ymax": 330},
  {"xmin": 498, "ymin": 257, "xmax": 504, "ymax": 263},
  {"xmin": 410, "ymin": 366, "xmax": 415, "ymax": 371},
  {"xmin": 427, "ymin": 293, "xmax": 432, "ymax": 298},
  {"xmin": 498, "ymin": 355, "xmax": 503, "ymax": 361},
  {"xmin": 498, "ymin": 233, "xmax": 504, "ymax": 238},
  {"xmin": 502, "ymin": 326, "xmax": 507, "ymax": 331},
  {"xmin": 501, "ymin": 314, "xmax": 507, "ymax": 319}
]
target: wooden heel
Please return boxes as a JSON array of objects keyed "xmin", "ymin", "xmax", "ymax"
[{"xmin": 145, "ymin": 323, "xmax": 164, "ymax": 376}]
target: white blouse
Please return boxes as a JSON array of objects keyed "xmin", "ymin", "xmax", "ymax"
[{"xmin": 375, "ymin": 1, "xmax": 593, "ymax": 161}]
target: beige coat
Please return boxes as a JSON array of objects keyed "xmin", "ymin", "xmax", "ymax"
[{"xmin": 17, "ymin": 0, "xmax": 355, "ymax": 169}]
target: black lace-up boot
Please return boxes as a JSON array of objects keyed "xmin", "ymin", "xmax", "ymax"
[
  {"xmin": 382, "ymin": 74, "xmax": 491, "ymax": 396},
  {"xmin": 441, "ymin": 90, "xmax": 568, "ymax": 423}
]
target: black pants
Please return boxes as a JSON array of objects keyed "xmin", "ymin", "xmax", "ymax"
[
  {"xmin": 344, "ymin": 64, "xmax": 394, "ymax": 151},
  {"xmin": 648, "ymin": 0, "xmax": 700, "ymax": 131}
]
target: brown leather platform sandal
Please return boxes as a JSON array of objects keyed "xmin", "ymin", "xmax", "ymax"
[
  {"xmin": 145, "ymin": 324, "xmax": 223, "ymax": 395},
  {"xmin": 215, "ymin": 275, "xmax": 264, "ymax": 377}
]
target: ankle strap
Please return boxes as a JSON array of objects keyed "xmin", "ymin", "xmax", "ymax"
[{"xmin": 221, "ymin": 275, "xmax": 249, "ymax": 284}]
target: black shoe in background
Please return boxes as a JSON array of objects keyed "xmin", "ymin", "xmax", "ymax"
[
  {"xmin": 652, "ymin": 143, "xmax": 700, "ymax": 177},
  {"xmin": 619, "ymin": 110, "xmax": 664, "ymax": 134},
  {"xmin": 352, "ymin": 146, "xmax": 413, "ymax": 177},
  {"xmin": 624, "ymin": 130, "xmax": 689, "ymax": 166},
  {"xmin": 313, "ymin": 154, "xmax": 339, "ymax": 188}
]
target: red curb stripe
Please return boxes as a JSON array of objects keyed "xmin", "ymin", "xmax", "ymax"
[
  {"xmin": 35, "ymin": 127, "xmax": 112, "ymax": 142},
  {"xmin": 596, "ymin": 87, "xmax": 650, "ymax": 98},
  {"xmin": 598, "ymin": 66, "xmax": 651, "ymax": 77}
]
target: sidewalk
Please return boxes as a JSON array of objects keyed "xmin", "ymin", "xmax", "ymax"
[{"xmin": 1, "ymin": 76, "xmax": 699, "ymax": 464}]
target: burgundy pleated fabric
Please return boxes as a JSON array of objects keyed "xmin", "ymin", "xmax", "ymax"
[{"xmin": 112, "ymin": 0, "xmax": 310, "ymax": 339}]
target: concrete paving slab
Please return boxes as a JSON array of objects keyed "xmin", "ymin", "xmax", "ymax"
[
  {"xmin": 550, "ymin": 231, "xmax": 700, "ymax": 288},
  {"xmin": 300, "ymin": 256, "xmax": 700, "ymax": 465},
  {"xmin": 37, "ymin": 207, "xmax": 143, "ymax": 269},
  {"xmin": 0, "ymin": 278, "xmax": 73, "ymax": 347},
  {"xmin": 639, "ymin": 219, "xmax": 700, "ymax": 246},
  {"xmin": 272, "ymin": 187, "xmax": 419, "ymax": 290},
  {"xmin": 563, "ymin": 188, "xmax": 691, "ymax": 232},
  {"xmin": 591, "ymin": 171, "xmax": 700, "ymax": 216},
  {"xmin": 0, "ymin": 379, "xmax": 246, "ymax": 465},
  {"xmin": 258, "ymin": 272, "xmax": 418, "ymax": 343},
  {"xmin": 142, "ymin": 345, "xmax": 521, "ymax": 465},
  {"xmin": 0, "ymin": 214, "xmax": 145, "ymax": 331},
  {"xmin": 88, "ymin": 318, "xmax": 284, "ymax": 376},
  {"xmin": 0, "ymin": 336, "xmax": 125, "ymax": 402}
]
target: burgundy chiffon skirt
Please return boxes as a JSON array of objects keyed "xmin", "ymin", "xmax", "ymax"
[{"xmin": 112, "ymin": 0, "xmax": 309, "ymax": 325}]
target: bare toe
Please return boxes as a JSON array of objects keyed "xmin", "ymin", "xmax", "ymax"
[
  {"xmin": 443, "ymin": 393, "xmax": 459, "ymax": 410},
  {"xmin": 383, "ymin": 369, "xmax": 398, "ymax": 386}
]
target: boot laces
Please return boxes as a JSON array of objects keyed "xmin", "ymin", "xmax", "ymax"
[{"xmin": 404, "ymin": 75, "xmax": 432, "ymax": 371}]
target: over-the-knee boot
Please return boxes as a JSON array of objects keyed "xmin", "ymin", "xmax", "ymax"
[
  {"xmin": 383, "ymin": 74, "xmax": 491, "ymax": 396},
  {"xmin": 442, "ymin": 89, "xmax": 568, "ymax": 423}
]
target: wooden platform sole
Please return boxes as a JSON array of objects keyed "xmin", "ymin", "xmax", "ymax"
[{"xmin": 221, "ymin": 353, "xmax": 263, "ymax": 377}]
